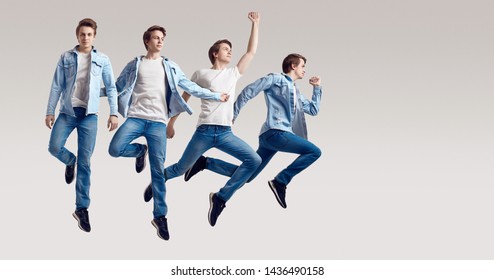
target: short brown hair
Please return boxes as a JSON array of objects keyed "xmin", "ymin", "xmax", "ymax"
[
  {"xmin": 282, "ymin": 53, "xmax": 307, "ymax": 73},
  {"xmin": 76, "ymin": 18, "xmax": 97, "ymax": 36},
  {"xmin": 208, "ymin": 39, "xmax": 232, "ymax": 64},
  {"xmin": 143, "ymin": 25, "xmax": 167, "ymax": 50}
]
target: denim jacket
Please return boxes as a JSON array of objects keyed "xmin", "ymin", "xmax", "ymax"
[
  {"xmin": 234, "ymin": 73, "xmax": 322, "ymax": 139},
  {"xmin": 46, "ymin": 46, "xmax": 118, "ymax": 116},
  {"xmin": 115, "ymin": 56, "xmax": 222, "ymax": 118}
]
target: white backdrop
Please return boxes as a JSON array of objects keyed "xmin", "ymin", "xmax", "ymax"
[{"xmin": 0, "ymin": 0, "xmax": 493, "ymax": 259}]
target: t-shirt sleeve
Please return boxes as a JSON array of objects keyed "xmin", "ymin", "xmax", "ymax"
[
  {"xmin": 190, "ymin": 70, "xmax": 199, "ymax": 83},
  {"xmin": 233, "ymin": 66, "xmax": 242, "ymax": 80}
]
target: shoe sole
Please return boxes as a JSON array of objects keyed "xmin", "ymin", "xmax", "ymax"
[
  {"xmin": 268, "ymin": 181, "xmax": 287, "ymax": 208},
  {"xmin": 208, "ymin": 192, "xmax": 215, "ymax": 226},
  {"xmin": 184, "ymin": 168, "xmax": 193, "ymax": 182},
  {"xmin": 151, "ymin": 220, "xmax": 169, "ymax": 240},
  {"xmin": 72, "ymin": 212, "xmax": 90, "ymax": 232},
  {"xmin": 184, "ymin": 156, "xmax": 205, "ymax": 182}
]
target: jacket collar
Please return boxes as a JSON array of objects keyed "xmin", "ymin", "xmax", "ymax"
[{"xmin": 71, "ymin": 45, "xmax": 97, "ymax": 54}]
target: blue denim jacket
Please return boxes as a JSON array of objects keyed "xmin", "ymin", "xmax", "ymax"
[
  {"xmin": 234, "ymin": 73, "xmax": 322, "ymax": 139},
  {"xmin": 115, "ymin": 56, "xmax": 222, "ymax": 118},
  {"xmin": 46, "ymin": 46, "xmax": 118, "ymax": 116}
]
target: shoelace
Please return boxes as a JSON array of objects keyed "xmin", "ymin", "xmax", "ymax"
[
  {"xmin": 156, "ymin": 217, "xmax": 167, "ymax": 225},
  {"xmin": 218, "ymin": 201, "xmax": 226, "ymax": 209}
]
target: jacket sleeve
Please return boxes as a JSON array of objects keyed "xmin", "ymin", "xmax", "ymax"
[
  {"xmin": 233, "ymin": 74, "xmax": 275, "ymax": 121},
  {"xmin": 46, "ymin": 55, "xmax": 65, "ymax": 115},
  {"xmin": 300, "ymin": 86, "xmax": 322, "ymax": 116},
  {"xmin": 101, "ymin": 58, "xmax": 118, "ymax": 116},
  {"xmin": 116, "ymin": 60, "xmax": 133, "ymax": 93}
]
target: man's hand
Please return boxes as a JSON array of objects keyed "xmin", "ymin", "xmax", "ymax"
[
  {"xmin": 45, "ymin": 115, "xmax": 55, "ymax": 129},
  {"xmin": 107, "ymin": 115, "xmax": 119, "ymax": 131},
  {"xmin": 309, "ymin": 76, "xmax": 321, "ymax": 87},
  {"xmin": 167, "ymin": 124, "xmax": 175, "ymax": 139},
  {"xmin": 220, "ymin": 93, "xmax": 230, "ymax": 102},
  {"xmin": 248, "ymin": 12, "xmax": 260, "ymax": 23}
]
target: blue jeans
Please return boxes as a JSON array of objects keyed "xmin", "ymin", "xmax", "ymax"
[
  {"xmin": 210, "ymin": 129, "xmax": 322, "ymax": 187},
  {"xmin": 48, "ymin": 107, "xmax": 97, "ymax": 210},
  {"xmin": 109, "ymin": 118, "xmax": 167, "ymax": 218},
  {"xmin": 165, "ymin": 125, "xmax": 261, "ymax": 201}
]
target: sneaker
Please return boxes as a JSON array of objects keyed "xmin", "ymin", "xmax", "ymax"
[
  {"xmin": 208, "ymin": 192, "xmax": 226, "ymax": 227},
  {"xmin": 268, "ymin": 179, "xmax": 287, "ymax": 208},
  {"xmin": 72, "ymin": 208, "xmax": 91, "ymax": 232},
  {"xmin": 184, "ymin": 155, "xmax": 207, "ymax": 182},
  {"xmin": 65, "ymin": 162, "xmax": 76, "ymax": 184},
  {"xmin": 144, "ymin": 183, "xmax": 153, "ymax": 202},
  {"xmin": 135, "ymin": 145, "xmax": 148, "ymax": 173},
  {"xmin": 151, "ymin": 216, "xmax": 170, "ymax": 240}
]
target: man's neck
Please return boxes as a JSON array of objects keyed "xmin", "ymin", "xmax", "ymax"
[
  {"xmin": 211, "ymin": 60, "xmax": 228, "ymax": 70},
  {"xmin": 145, "ymin": 51, "xmax": 161, "ymax": 60},
  {"xmin": 286, "ymin": 72, "xmax": 299, "ymax": 83},
  {"xmin": 77, "ymin": 46, "xmax": 92, "ymax": 54}
]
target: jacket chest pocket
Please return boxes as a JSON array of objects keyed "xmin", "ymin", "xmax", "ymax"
[
  {"xmin": 91, "ymin": 60, "xmax": 103, "ymax": 76},
  {"xmin": 63, "ymin": 63, "xmax": 76, "ymax": 77},
  {"xmin": 272, "ymin": 82, "xmax": 288, "ymax": 98}
]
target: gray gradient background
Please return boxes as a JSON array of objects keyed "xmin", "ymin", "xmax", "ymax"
[{"xmin": 0, "ymin": 0, "xmax": 493, "ymax": 259}]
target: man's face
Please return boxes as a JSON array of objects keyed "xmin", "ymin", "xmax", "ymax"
[
  {"xmin": 146, "ymin": 30, "xmax": 165, "ymax": 52},
  {"xmin": 214, "ymin": 43, "xmax": 232, "ymax": 63},
  {"xmin": 293, "ymin": 58, "xmax": 306, "ymax": 80},
  {"xmin": 77, "ymin": 26, "xmax": 95, "ymax": 50}
]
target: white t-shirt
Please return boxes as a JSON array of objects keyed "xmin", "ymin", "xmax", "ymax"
[
  {"xmin": 191, "ymin": 66, "xmax": 241, "ymax": 127},
  {"xmin": 71, "ymin": 52, "xmax": 90, "ymax": 108},
  {"xmin": 128, "ymin": 57, "xmax": 168, "ymax": 124}
]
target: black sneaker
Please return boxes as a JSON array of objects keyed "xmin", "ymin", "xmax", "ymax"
[
  {"xmin": 151, "ymin": 216, "xmax": 170, "ymax": 240},
  {"xmin": 72, "ymin": 208, "xmax": 91, "ymax": 232},
  {"xmin": 65, "ymin": 162, "xmax": 76, "ymax": 184},
  {"xmin": 144, "ymin": 183, "xmax": 153, "ymax": 202},
  {"xmin": 184, "ymin": 155, "xmax": 207, "ymax": 181},
  {"xmin": 268, "ymin": 179, "xmax": 287, "ymax": 208},
  {"xmin": 208, "ymin": 192, "xmax": 226, "ymax": 227},
  {"xmin": 135, "ymin": 145, "xmax": 148, "ymax": 173}
]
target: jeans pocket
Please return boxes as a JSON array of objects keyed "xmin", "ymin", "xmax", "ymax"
[
  {"xmin": 263, "ymin": 130, "xmax": 289, "ymax": 149},
  {"xmin": 196, "ymin": 125, "xmax": 208, "ymax": 133}
]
